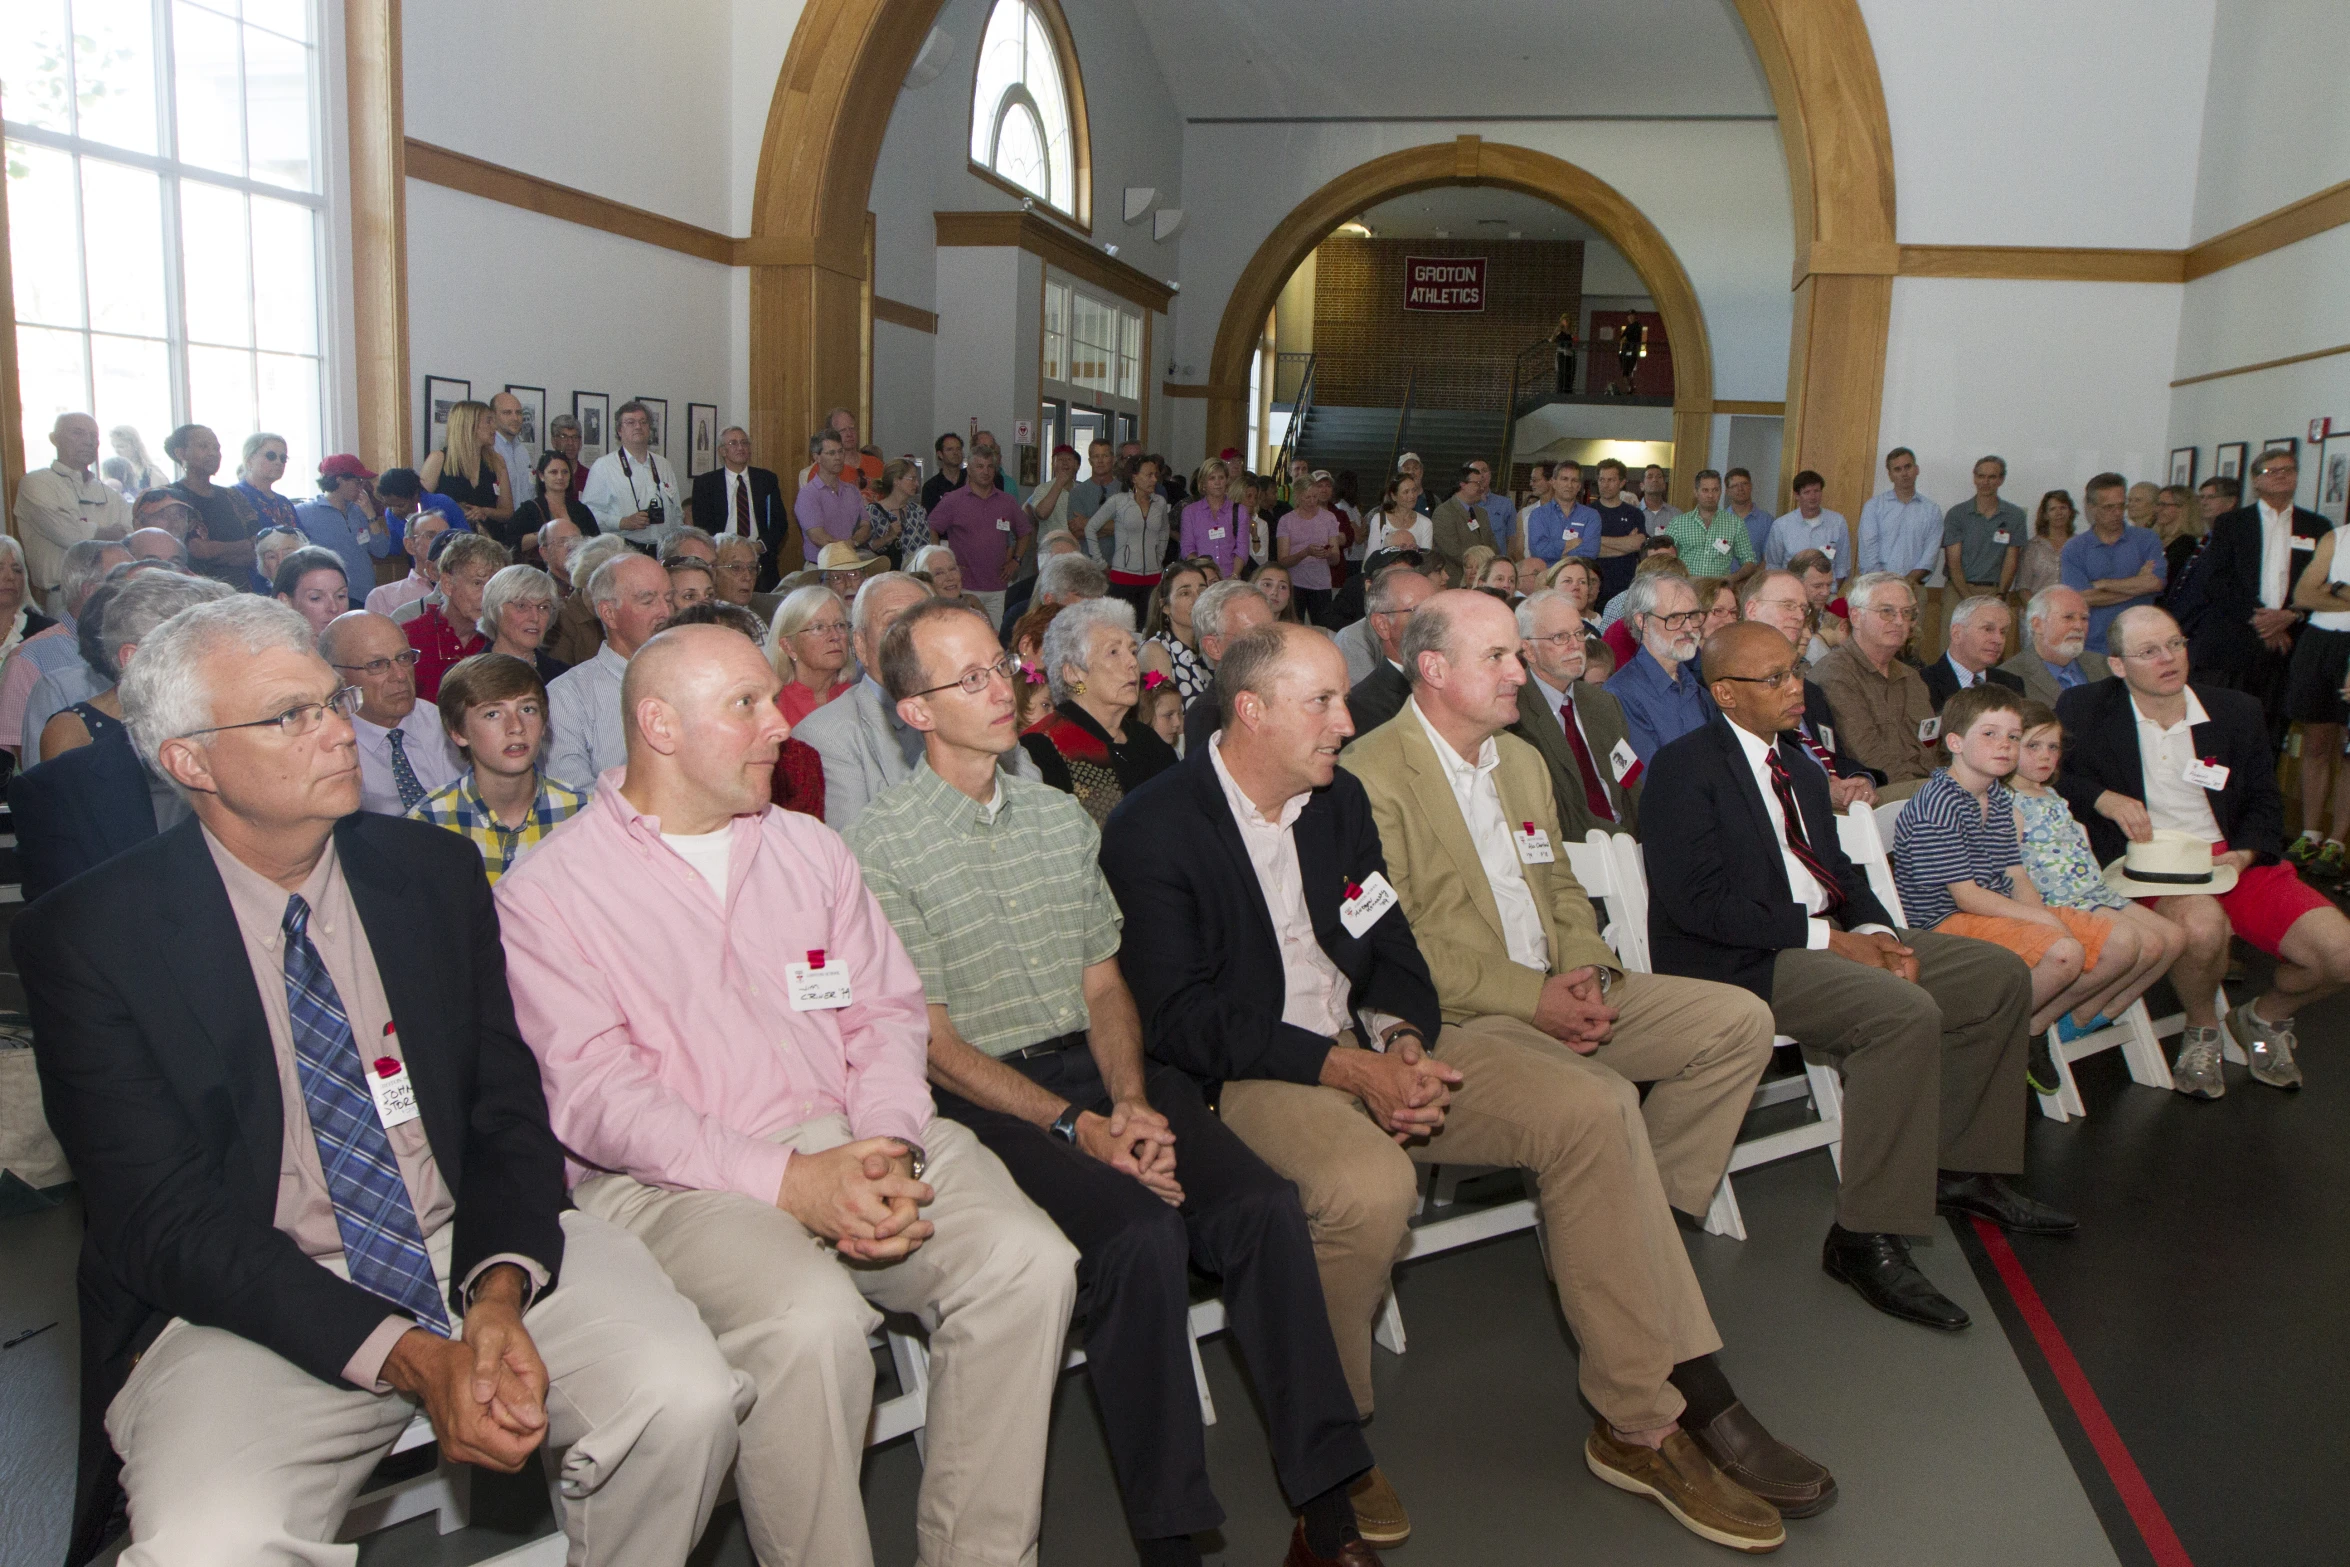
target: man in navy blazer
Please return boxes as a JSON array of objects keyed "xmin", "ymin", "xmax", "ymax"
[
  {"xmin": 17, "ymin": 597, "xmax": 741, "ymax": 1565},
  {"xmin": 1642, "ymin": 622, "xmax": 2069, "ymax": 1334},
  {"xmin": 8, "ymin": 715, "xmax": 170, "ymax": 902},
  {"xmin": 2181, "ymin": 448, "xmax": 2329, "ymax": 741},
  {"xmin": 2055, "ymin": 605, "xmax": 2350, "ymax": 1096}
]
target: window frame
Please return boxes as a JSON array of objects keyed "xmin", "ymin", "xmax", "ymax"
[
  {"xmin": 1040, "ymin": 270, "xmax": 1145, "ymax": 450},
  {"xmin": 965, "ymin": 0, "xmax": 1092, "ymax": 233}
]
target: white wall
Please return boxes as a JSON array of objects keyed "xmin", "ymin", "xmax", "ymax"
[
  {"xmin": 933, "ymin": 246, "xmax": 1032, "ymax": 454},
  {"xmin": 403, "ymin": 183, "xmax": 733, "ymax": 471},
  {"xmin": 2189, "ymin": 0, "xmax": 2350, "ymax": 240}
]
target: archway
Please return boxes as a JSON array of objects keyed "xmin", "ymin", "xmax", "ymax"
[
  {"xmin": 1205, "ymin": 139, "xmax": 1715, "ymax": 506},
  {"xmin": 747, "ymin": 0, "xmax": 1894, "ymax": 512}
]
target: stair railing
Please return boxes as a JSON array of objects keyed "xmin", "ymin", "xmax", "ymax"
[
  {"xmin": 1270, "ymin": 352, "xmax": 1318, "ymax": 500},
  {"xmin": 1383, "ymin": 368, "xmax": 1417, "ymax": 498}
]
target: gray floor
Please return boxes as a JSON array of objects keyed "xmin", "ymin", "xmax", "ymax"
[{"xmin": 0, "ymin": 1149, "xmax": 2120, "ymax": 1567}]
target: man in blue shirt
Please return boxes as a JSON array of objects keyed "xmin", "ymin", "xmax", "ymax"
[
  {"xmin": 1468, "ymin": 459, "xmax": 1518, "ymax": 556},
  {"xmin": 1589, "ymin": 458, "xmax": 1649, "ymax": 602},
  {"xmin": 375, "ymin": 467, "xmax": 470, "ymax": 552},
  {"xmin": 1524, "ymin": 460, "xmax": 1601, "ymax": 569},
  {"xmin": 1605, "ymin": 572, "xmax": 1716, "ymax": 761},
  {"xmin": 293, "ymin": 453, "xmax": 397, "ymax": 591},
  {"xmin": 1726, "ymin": 468, "xmax": 1775, "ymax": 562},
  {"xmin": 1765, "ymin": 470, "xmax": 1852, "ymax": 585},
  {"xmin": 1855, "ymin": 448, "xmax": 1944, "ymax": 585},
  {"xmin": 2059, "ymin": 471, "xmax": 2166, "ymax": 654}
]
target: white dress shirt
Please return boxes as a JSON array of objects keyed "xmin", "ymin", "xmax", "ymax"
[
  {"xmin": 352, "ymin": 703, "xmax": 462, "ymax": 815},
  {"xmin": 2133, "ymin": 687, "xmax": 2223, "ymax": 843},
  {"xmin": 1209, "ymin": 734, "xmax": 1355, "ymax": 1036},
  {"xmin": 1943, "ymin": 653, "xmax": 1988, "ymax": 690},
  {"xmin": 1530, "ymin": 671, "xmax": 1617, "ymax": 819},
  {"xmin": 1729, "ymin": 720, "xmax": 1889, "ymax": 946},
  {"xmin": 491, "ymin": 431, "xmax": 532, "ymax": 511},
  {"xmin": 2257, "ymin": 500, "xmax": 2296, "ymax": 610},
  {"xmin": 1409, "ymin": 700, "xmax": 1549, "ymax": 971},
  {"xmin": 581, "ymin": 449, "xmax": 681, "ymax": 542},
  {"xmin": 713, "ymin": 466, "xmax": 759, "ymax": 539},
  {"xmin": 545, "ymin": 642, "xmax": 630, "ymax": 793}
]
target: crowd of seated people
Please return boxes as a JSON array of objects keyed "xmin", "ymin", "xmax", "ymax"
[{"xmin": 14, "ymin": 406, "xmax": 2348, "ymax": 1567}]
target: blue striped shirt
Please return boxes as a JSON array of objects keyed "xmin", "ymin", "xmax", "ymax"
[{"xmin": 1892, "ymin": 770, "xmax": 2019, "ymax": 928}]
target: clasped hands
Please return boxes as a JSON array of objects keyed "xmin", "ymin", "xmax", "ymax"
[
  {"xmin": 1532, "ymin": 965, "xmax": 1618, "ymax": 1055},
  {"xmin": 779, "ymin": 1137, "xmax": 937, "ymax": 1262},
  {"xmin": 1324, "ymin": 1027, "xmax": 1464, "ymax": 1144},
  {"xmin": 1825, "ymin": 928, "xmax": 1919, "ymax": 983},
  {"xmin": 1076, "ymin": 1100, "xmax": 1184, "ymax": 1206},
  {"xmin": 382, "ymin": 1264, "xmax": 548, "ymax": 1473}
]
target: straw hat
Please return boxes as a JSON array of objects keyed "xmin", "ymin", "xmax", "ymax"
[
  {"xmin": 815, "ymin": 542, "xmax": 882, "ymax": 574},
  {"xmin": 2101, "ymin": 830, "xmax": 2238, "ymax": 898}
]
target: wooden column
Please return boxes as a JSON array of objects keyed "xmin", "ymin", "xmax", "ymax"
[{"xmin": 346, "ymin": 0, "xmax": 410, "ymax": 465}]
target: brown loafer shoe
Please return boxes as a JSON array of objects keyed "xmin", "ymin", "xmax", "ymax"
[
  {"xmin": 1687, "ymin": 1402, "xmax": 1838, "ymax": 1518},
  {"xmin": 1347, "ymin": 1465, "xmax": 1410, "ymax": 1545},
  {"xmin": 1282, "ymin": 1518, "xmax": 1384, "ymax": 1567},
  {"xmin": 1586, "ymin": 1421, "xmax": 1785, "ymax": 1553}
]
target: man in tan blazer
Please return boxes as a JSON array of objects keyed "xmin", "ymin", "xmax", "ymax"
[
  {"xmin": 1510, "ymin": 587, "xmax": 1641, "ymax": 837},
  {"xmin": 1998, "ymin": 584, "xmax": 2111, "ymax": 706},
  {"xmin": 1338, "ymin": 589, "xmax": 1833, "ymax": 1522}
]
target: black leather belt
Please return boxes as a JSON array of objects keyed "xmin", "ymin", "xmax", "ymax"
[{"xmin": 1003, "ymin": 1030, "xmax": 1088, "ymax": 1061}]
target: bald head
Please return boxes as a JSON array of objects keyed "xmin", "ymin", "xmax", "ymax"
[
  {"xmin": 618, "ymin": 624, "xmax": 790, "ymax": 828},
  {"xmin": 1700, "ymin": 619, "xmax": 1796, "ymax": 684},
  {"xmin": 51, "ymin": 413, "xmax": 100, "ymax": 472},
  {"xmin": 124, "ymin": 527, "xmax": 190, "ymax": 568}
]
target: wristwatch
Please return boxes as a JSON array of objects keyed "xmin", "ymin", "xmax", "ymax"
[
  {"xmin": 1048, "ymin": 1105, "xmax": 1083, "ymax": 1145},
  {"xmin": 902, "ymin": 1142, "xmax": 928, "ymax": 1179},
  {"xmin": 1594, "ymin": 967, "xmax": 1616, "ymax": 997}
]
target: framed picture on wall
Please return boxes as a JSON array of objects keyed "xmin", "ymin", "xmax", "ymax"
[
  {"xmin": 2215, "ymin": 442, "xmax": 2249, "ymax": 483},
  {"xmin": 423, "ymin": 376, "xmax": 470, "ymax": 461},
  {"xmin": 2262, "ymin": 436, "xmax": 2300, "ymax": 472},
  {"xmin": 2318, "ymin": 435, "xmax": 2350, "ymax": 528},
  {"xmin": 573, "ymin": 392, "xmax": 610, "ymax": 463},
  {"xmin": 686, "ymin": 403, "xmax": 719, "ymax": 477},
  {"xmin": 2168, "ymin": 447, "xmax": 2197, "ymax": 487},
  {"xmin": 634, "ymin": 397, "xmax": 670, "ymax": 457},
  {"xmin": 504, "ymin": 384, "xmax": 547, "ymax": 448}
]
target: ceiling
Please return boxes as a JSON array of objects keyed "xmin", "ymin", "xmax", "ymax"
[
  {"xmin": 1131, "ymin": 0, "xmax": 1774, "ymax": 120},
  {"xmin": 1348, "ymin": 187, "xmax": 1602, "ymax": 241}
]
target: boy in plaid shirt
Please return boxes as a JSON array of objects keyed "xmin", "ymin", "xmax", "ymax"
[{"xmin": 410, "ymin": 653, "xmax": 586, "ymax": 882}]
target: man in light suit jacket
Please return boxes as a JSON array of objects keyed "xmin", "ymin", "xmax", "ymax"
[
  {"xmin": 689, "ymin": 426, "xmax": 789, "ymax": 587},
  {"xmin": 1338, "ymin": 592, "xmax": 1828, "ymax": 1520},
  {"xmin": 1998, "ymin": 585, "xmax": 2111, "ymax": 707},
  {"xmin": 1509, "ymin": 587, "xmax": 1640, "ymax": 837}
]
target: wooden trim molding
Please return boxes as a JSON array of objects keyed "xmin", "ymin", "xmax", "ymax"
[
  {"xmin": 1898, "ymin": 244, "xmax": 2186, "ymax": 285},
  {"xmin": 2185, "ymin": 178, "xmax": 2350, "ymax": 281},
  {"xmin": 1712, "ymin": 399, "xmax": 1787, "ymax": 416},
  {"xmin": 934, "ymin": 210, "xmax": 1175, "ymax": 314},
  {"xmin": 405, "ymin": 139, "xmax": 737, "ymax": 266},
  {"xmin": 0, "ymin": 135, "xmax": 22, "ymax": 519},
  {"xmin": 874, "ymin": 296, "xmax": 938, "ymax": 334},
  {"xmin": 349, "ymin": 0, "xmax": 410, "ymax": 467},
  {"xmin": 2170, "ymin": 340, "xmax": 2350, "ymax": 390}
]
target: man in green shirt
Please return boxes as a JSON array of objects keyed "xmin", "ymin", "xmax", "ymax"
[
  {"xmin": 846, "ymin": 598, "xmax": 1383, "ymax": 1567},
  {"xmin": 1663, "ymin": 469, "xmax": 1756, "ymax": 573},
  {"xmin": 1940, "ymin": 455, "xmax": 2025, "ymax": 642}
]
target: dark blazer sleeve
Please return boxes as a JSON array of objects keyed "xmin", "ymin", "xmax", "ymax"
[
  {"xmin": 2052, "ymin": 681, "xmax": 2124, "ymax": 846},
  {"xmin": 1805, "ymin": 680, "xmax": 1879, "ymax": 781},
  {"xmin": 1100, "ymin": 786, "xmax": 1338, "ymax": 1087},
  {"xmin": 1922, "ymin": 660, "xmax": 1958, "ymax": 712},
  {"xmin": 1992, "ymin": 667, "xmax": 2027, "ymax": 696},
  {"xmin": 9, "ymin": 735, "xmax": 157, "ymax": 903},
  {"xmin": 1328, "ymin": 780, "xmax": 1444, "ymax": 1038},
  {"xmin": 1641, "ymin": 735, "xmax": 1819, "ymax": 957},
  {"xmin": 2210, "ymin": 688, "xmax": 2284, "ymax": 860},
  {"xmin": 690, "ymin": 470, "xmax": 719, "ymax": 529}
]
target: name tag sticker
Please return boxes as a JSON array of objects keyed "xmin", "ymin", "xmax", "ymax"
[
  {"xmin": 1517, "ymin": 822, "xmax": 1556, "ymax": 864},
  {"xmin": 1992, "ymin": 531, "xmax": 2012, "ymax": 545},
  {"xmin": 1339, "ymin": 873, "xmax": 1400, "ymax": 938},
  {"xmin": 367, "ymin": 1045, "xmax": 422, "ymax": 1130},
  {"xmin": 2185, "ymin": 757, "xmax": 2231, "ymax": 790},
  {"xmin": 1823, "ymin": 542, "xmax": 1838, "ymax": 558},
  {"xmin": 1608, "ymin": 737, "xmax": 1644, "ymax": 785},
  {"xmin": 1917, "ymin": 716, "xmax": 1942, "ymax": 743},
  {"xmin": 996, "ymin": 516, "xmax": 1014, "ymax": 532},
  {"xmin": 1712, "ymin": 536, "xmax": 1732, "ymax": 553},
  {"xmin": 1208, "ymin": 527, "xmax": 1226, "ymax": 540},
  {"xmin": 787, "ymin": 949, "xmax": 854, "ymax": 1011},
  {"xmin": 1818, "ymin": 723, "xmax": 1836, "ymax": 753}
]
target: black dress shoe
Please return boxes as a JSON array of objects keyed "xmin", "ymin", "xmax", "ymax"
[
  {"xmin": 1935, "ymin": 1172, "xmax": 2078, "ymax": 1235},
  {"xmin": 1822, "ymin": 1225, "xmax": 1970, "ymax": 1330},
  {"xmin": 1686, "ymin": 1399, "xmax": 1839, "ymax": 1518}
]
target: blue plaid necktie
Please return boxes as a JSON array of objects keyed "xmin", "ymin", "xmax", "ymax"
[
  {"xmin": 385, "ymin": 728, "xmax": 427, "ymax": 811},
  {"xmin": 282, "ymin": 895, "xmax": 450, "ymax": 1334}
]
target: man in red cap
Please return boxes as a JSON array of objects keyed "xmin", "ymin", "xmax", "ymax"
[{"xmin": 295, "ymin": 453, "xmax": 398, "ymax": 591}]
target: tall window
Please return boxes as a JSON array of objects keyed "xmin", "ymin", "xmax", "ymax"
[
  {"xmin": 5, "ymin": 0, "xmax": 328, "ymax": 491},
  {"xmin": 969, "ymin": 0, "xmax": 1085, "ymax": 224}
]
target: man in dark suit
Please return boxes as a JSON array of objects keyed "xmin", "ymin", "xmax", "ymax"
[
  {"xmin": 2181, "ymin": 448, "xmax": 2328, "ymax": 741},
  {"xmin": 1642, "ymin": 622, "xmax": 2071, "ymax": 1333},
  {"xmin": 1182, "ymin": 577, "xmax": 1275, "ymax": 753},
  {"xmin": 2055, "ymin": 605, "xmax": 2350, "ymax": 1097},
  {"xmin": 16, "ymin": 597, "xmax": 742, "ymax": 1565},
  {"xmin": 1510, "ymin": 585, "xmax": 1641, "ymax": 836},
  {"xmin": 7, "ymin": 711, "xmax": 172, "ymax": 901},
  {"xmin": 1922, "ymin": 593, "xmax": 2026, "ymax": 712},
  {"xmin": 1103, "ymin": 622, "xmax": 1790, "ymax": 1557},
  {"xmin": 689, "ymin": 424, "xmax": 787, "ymax": 588},
  {"xmin": 1342, "ymin": 562, "xmax": 1432, "ymax": 740},
  {"xmin": 1741, "ymin": 568, "xmax": 1880, "ymax": 804}
]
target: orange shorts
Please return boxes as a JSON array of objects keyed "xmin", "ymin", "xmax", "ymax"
[{"xmin": 1938, "ymin": 906, "xmax": 2113, "ymax": 969}]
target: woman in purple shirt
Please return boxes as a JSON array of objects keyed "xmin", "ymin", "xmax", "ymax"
[
  {"xmin": 1180, "ymin": 457, "xmax": 1248, "ymax": 579},
  {"xmin": 1276, "ymin": 476, "xmax": 1343, "ymax": 625}
]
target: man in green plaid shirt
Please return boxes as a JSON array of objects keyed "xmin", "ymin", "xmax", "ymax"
[
  {"xmin": 407, "ymin": 652, "xmax": 588, "ymax": 882},
  {"xmin": 844, "ymin": 599, "xmax": 1381, "ymax": 1567}
]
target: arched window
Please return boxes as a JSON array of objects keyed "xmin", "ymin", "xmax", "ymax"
[{"xmin": 969, "ymin": 0, "xmax": 1088, "ymax": 225}]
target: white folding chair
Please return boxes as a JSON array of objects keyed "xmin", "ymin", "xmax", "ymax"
[{"xmin": 335, "ymin": 1412, "xmax": 470, "ymax": 1543}]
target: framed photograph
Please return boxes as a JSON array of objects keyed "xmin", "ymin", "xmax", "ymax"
[
  {"xmin": 2262, "ymin": 435, "xmax": 2300, "ymax": 471},
  {"xmin": 423, "ymin": 376, "xmax": 470, "ymax": 460},
  {"xmin": 573, "ymin": 391, "xmax": 610, "ymax": 464},
  {"xmin": 2318, "ymin": 435, "xmax": 2350, "ymax": 528},
  {"xmin": 2167, "ymin": 446, "xmax": 2197, "ymax": 488},
  {"xmin": 686, "ymin": 402, "xmax": 720, "ymax": 478},
  {"xmin": 634, "ymin": 396, "xmax": 670, "ymax": 458},
  {"xmin": 503, "ymin": 384, "xmax": 547, "ymax": 448},
  {"xmin": 2215, "ymin": 441, "xmax": 2249, "ymax": 483}
]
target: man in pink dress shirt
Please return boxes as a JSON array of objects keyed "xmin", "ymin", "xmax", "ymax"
[{"xmin": 498, "ymin": 623, "xmax": 1077, "ymax": 1567}]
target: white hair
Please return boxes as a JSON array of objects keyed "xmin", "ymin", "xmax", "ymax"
[
  {"xmin": 771, "ymin": 583, "xmax": 846, "ymax": 641},
  {"xmin": 478, "ymin": 563, "xmax": 558, "ymax": 640},
  {"xmin": 1192, "ymin": 579, "xmax": 1267, "ymax": 646},
  {"xmin": 1036, "ymin": 550, "xmax": 1108, "ymax": 603},
  {"xmin": 104, "ymin": 570, "xmax": 236, "ymax": 667},
  {"xmin": 251, "ymin": 527, "xmax": 303, "ymax": 570},
  {"xmin": 2024, "ymin": 584, "xmax": 2083, "ymax": 632},
  {"xmin": 1041, "ymin": 596, "xmax": 1136, "ymax": 705},
  {"xmin": 58, "ymin": 537, "xmax": 125, "ymax": 612},
  {"xmin": 1514, "ymin": 587, "xmax": 1575, "ymax": 638},
  {"xmin": 1844, "ymin": 571, "xmax": 1912, "ymax": 613},
  {"xmin": 586, "ymin": 548, "xmax": 659, "ymax": 609},
  {"xmin": 911, "ymin": 545, "xmax": 959, "ymax": 577},
  {"xmin": 852, "ymin": 570, "xmax": 928, "ymax": 635},
  {"xmin": 123, "ymin": 595, "xmax": 314, "ymax": 795},
  {"xmin": 565, "ymin": 534, "xmax": 633, "ymax": 594},
  {"xmin": 1949, "ymin": 592, "xmax": 2009, "ymax": 630},
  {"xmin": 1620, "ymin": 568, "xmax": 1694, "ymax": 625},
  {"xmin": 0, "ymin": 535, "xmax": 23, "ymax": 575}
]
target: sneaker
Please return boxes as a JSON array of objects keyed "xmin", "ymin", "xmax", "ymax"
[
  {"xmin": 2287, "ymin": 834, "xmax": 2323, "ymax": 869},
  {"xmin": 2172, "ymin": 1026, "xmax": 2225, "ymax": 1099},
  {"xmin": 2026, "ymin": 1032, "xmax": 2062, "ymax": 1096},
  {"xmin": 2226, "ymin": 1007, "xmax": 2305, "ymax": 1091},
  {"xmin": 1586, "ymin": 1422, "xmax": 1785, "ymax": 1553},
  {"xmin": 2315, "ymin": 842, "xmax": 2348, "ymax": 887}
]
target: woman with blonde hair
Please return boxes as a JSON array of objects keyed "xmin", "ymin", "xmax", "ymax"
[
  {"xmin": 421, "ymin": 398, "xmax": 515, "ymax": 530},
  {"xmin": 102, "ymin": 424, "xmax": 168, "ymax": 498},
  {"xmin": 1459, "ymin": 543, "xmax": 1499, "ymax": 593},
  {"xmin": 2152, "ymin": 482, "xmax": 2204, "ymax": 585},
  {"xmin": 233, "ymin": 432, "xmax": 302, "ymax": 535},
  {"xmin": 766, "ymin": 584, "xmax": 855, "ymax": 724}
]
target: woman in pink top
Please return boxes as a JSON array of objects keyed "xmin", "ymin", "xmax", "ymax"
[
  {"xmin": 766, "ymin": 584, "xmax": 854, "ymax": 724},
  {"xmin": 1179, "ymin": 457, "xmax": 1248, "ymax": 579},
  {"xmin": 1276, "ymin": 477, "xmax": 1343, "ymax": 625}
]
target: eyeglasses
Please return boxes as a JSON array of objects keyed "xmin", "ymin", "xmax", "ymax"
[
  {"xmin": 1522, "ymin": 631, "xmax": 1581, "ymax": 650},
  {"xmin": 2118, "ymin": 637, "xmax": 2189, "ymax": 660},
  {"xmin": 331, "ymin": 648, "xmax": 421, "ymax": 678},
  {"xmin": 1650, "ymin": 610, "xmax": 1706, "ymax": 631},
  {"xmin": 1716, "ymin": 666, "xmax": 1803, "ymax": 688},
  {"xmin": 914, "ymin": 653, "xmax": 1018, "ymax": 698},
  {"xmin": 795, "ymin": 619, "xmax": 851, "ymax": 638},
  {"xmin": 180, "ymin": 685, "xmax": 362, "ymax": 740},
  {"xmin": 1858, "ymin": 605, "xmax": 1918, "ymax": 622}
]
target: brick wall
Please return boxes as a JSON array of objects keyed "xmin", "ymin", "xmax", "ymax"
[{"xmin": 1311, "ymin": 237, "xmax": 1584, "ymax": 408}]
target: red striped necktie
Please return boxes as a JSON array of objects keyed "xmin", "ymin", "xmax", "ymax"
[{"xmin": 1766, "ymin": 747, "xmax": 1845, "ymax": 915}]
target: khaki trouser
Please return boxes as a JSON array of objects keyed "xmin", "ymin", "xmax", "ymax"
[
  {"xmin": 1770, "ymin": 931, "xmax": 2032, "ymax": 1236},
  {"xmin": 577, "ymin": 1115, "xmax": 1078, "ymax": 1567},
  {"xmin": 1219, "ymin": 984, "xmax": 1767, "ymax": 1432},
  {"xmin": 107, "ymin": 1212, "xmax": 749, "ymax": 1567}
]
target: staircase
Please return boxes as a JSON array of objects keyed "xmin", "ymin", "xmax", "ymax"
[{"xmin": 1294, "ymin": 403, "xmax": 1504, "ymax": 495}]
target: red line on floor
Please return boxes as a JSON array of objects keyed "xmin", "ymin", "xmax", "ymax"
[{"xmin": 1972, "ymin": 1217, "xmax": 2195, "ymax": 1567}]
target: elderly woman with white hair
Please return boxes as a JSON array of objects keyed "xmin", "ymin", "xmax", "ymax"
[
  {"xmin": 478, "ymin": 562, "xmax": 569, "ymax": 681},
  {"xmin": 912, "ymin": 543, "xmax": 990, "ymax": 619},
  {"xmin": 1017, "ymin": 595, "xmax": 1177, "ymax": 825},
  {"xmin": 546, "ymin": 532, "xmax": 635, "ymax": 667},
  {"xmin": 766, "ymin": 584, "xmax": 855, "ymax": 724},
  {"xmin": 250, "ymin": 526, "xmax": 305, "ymax": 594}
]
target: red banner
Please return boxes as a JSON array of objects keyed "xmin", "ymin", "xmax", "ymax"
[{"xmin": 1402, "ymin": 256, "xmax": 1486, "ymax": 312}]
